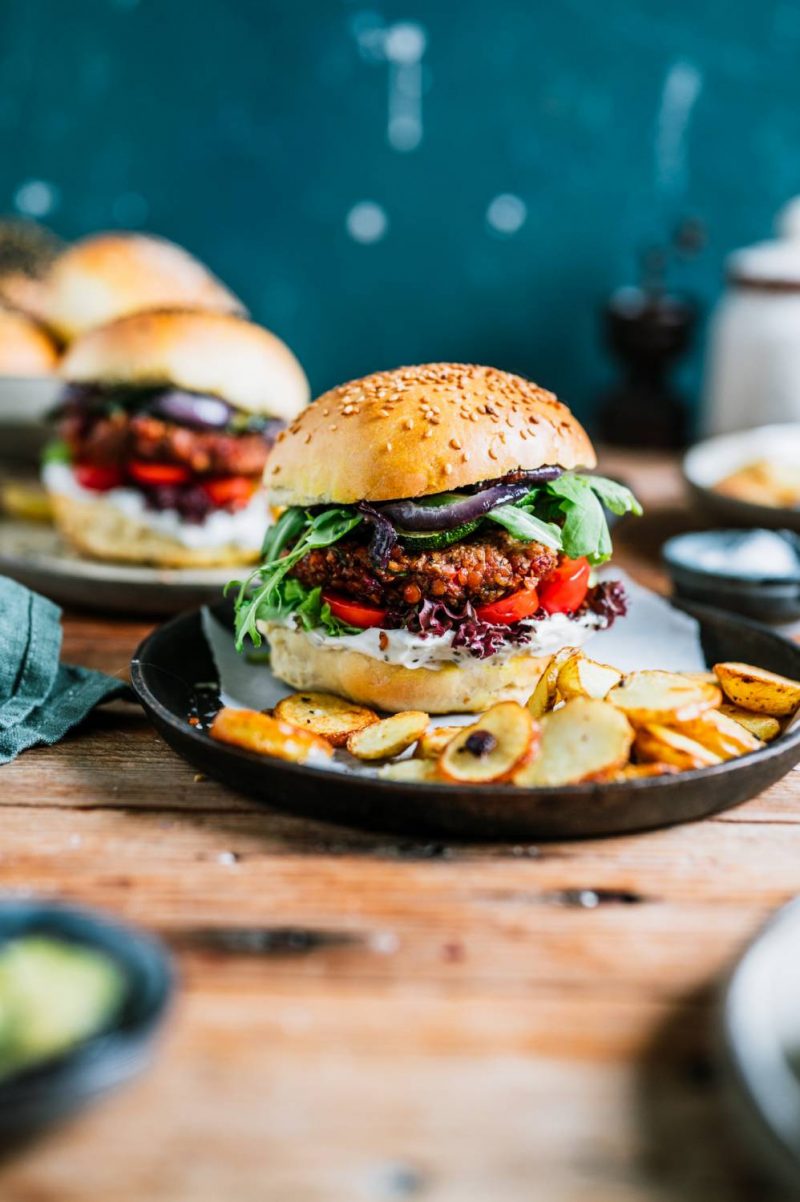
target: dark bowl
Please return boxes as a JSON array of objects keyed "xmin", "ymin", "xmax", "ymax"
[
  {"xmin": 130, "ymin": 601, "xmax": 800, "ymax": 842},
  {"xmin": 663, "ymin": 530, "xmax": 800, "ymax": 621},
  {"xmin": 0, "ymin": 901, "xmax": 174, "ymax": 1146}
]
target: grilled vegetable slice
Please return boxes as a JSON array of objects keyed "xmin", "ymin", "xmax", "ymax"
[
  {"xmin": 633, "ymin": 724, "xmax": 722, "ymax": 771},
  {"xmin": 210, "ymin": 707, "xmax": 333, "ymax": 763},
  {"xmin": 378, "ymin": 759, "xmax": 440, "ymax": 783},
  {"xmin": 273, "ymin": 691, "xmax": 378, "ymax": 747},
  {"xmin": 556, "ymin": 652, "xmax": 622, "ymax": 701},
  {"xmin": 440, "ymin": 702, "xmax": 536, "ymax": 783},
  {"xmin": 608, "ymin": 762, "xmax": 680, "ymax": 781},
  {"xmin": 607, "ymin": 671, "xmax": 721, "ymax": 725},
  {"xmin": 713, "ymin": 662, "xmax": 800, "ymax": 718},
  {"xmin": 347, "ymin": 711, "xmax": 430, "ymax": 761},
  {"xmin": 514, "ymin": 698, "xmax": 633, "ymax": 787}
]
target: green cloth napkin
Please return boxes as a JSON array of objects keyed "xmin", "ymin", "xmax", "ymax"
[{"xmin": 0, "ymin": 576, "xmax": 129, "ymax": 764}]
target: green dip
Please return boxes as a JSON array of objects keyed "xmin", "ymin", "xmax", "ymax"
[{"xmin": 0, "ymin": 936, "xmax": 126, "ymax": 1079}]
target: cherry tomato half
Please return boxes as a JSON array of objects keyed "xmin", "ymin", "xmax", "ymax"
[
  {"xmin": 538, "ymin": 556, "xmax": 590, "ymax": 614},
  {"xmin": 74, "ymin": 462, "xmax": 124, "ymax": 492},
  {"xmin": 475, "ymin": 587, "xmax": 540, "ymax": 625},
  {"xmin": 201, "ymin": 475, "xmax": 258, "ymax": 510},
  {"xmin": 322, "ymin": 590, "xmax": 388, "ymax": 629},
  {"xmin": 128, "ymin": 461, "xmax": 191, "ymax": 487}
]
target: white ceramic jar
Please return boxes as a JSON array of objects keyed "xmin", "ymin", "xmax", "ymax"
[{"xmin": 704, "ymin": 198, "xmax": 800, "ymax": 435}]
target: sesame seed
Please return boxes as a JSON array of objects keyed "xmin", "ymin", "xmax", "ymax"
[
  {"xmin": 488, "ymin": 446, "xmax": 498, "ymax": 460},
  {"xmin": 404, "ymin": 418, "xmax": 414, "ymax": 430},
  {"xmin": 424, "ymin": 428, "xmax": 434, "ymax": 439},
  {"xmin": 330, "ymin": 424, "xmax": 338, "ymax": 431},
  {"xmin": 384, "ymin": 441, "xmax": 393, "ymax": 452},
  {"xmin": 304, "ymin": 433, "xmax": 312, "ymax": 444},
  {"xmin": 379, "ymin": 408, "xmax": 391, "ymax": 417},
  {"xmin": 449, "ymin": 437, "xmax": 461, "ymax": 450},
  {"xmin": 462, "ymin": 450, "xmax": 471, "ymax": 462},
  {"xmin": 443, "ymin": 463, "xmax": 453, "ymax": 475},
  {"xmin": 342, "ymin": 404, "xmax": 356, "ymax": 415}
]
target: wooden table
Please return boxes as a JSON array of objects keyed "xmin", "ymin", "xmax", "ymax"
[{"xmin": 0, "ymin": 450, "xmax": 795, "ymax": 1201}]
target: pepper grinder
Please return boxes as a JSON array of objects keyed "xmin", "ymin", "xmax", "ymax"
[{"xmin": 598, "ymin": 220, "xmax": 703, "ymax": 449}]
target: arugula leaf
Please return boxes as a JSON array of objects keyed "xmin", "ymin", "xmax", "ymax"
[
  {"xmin": 485, "ymin": 504, "xmax": 563, "ymax": 550},
  {"xmin": 230, "ymin": 506, "xmax": 362, "ymax": 649},
  {"xmin": 582, "ymin": 475, "xmax": 643, "ymax": 517}
]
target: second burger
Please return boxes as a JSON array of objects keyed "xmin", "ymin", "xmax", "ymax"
[{"xmin": 43, "ymin": 310, "xmax": 309, "ymax": 566}]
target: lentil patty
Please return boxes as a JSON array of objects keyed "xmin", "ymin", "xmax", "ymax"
[{"xmin": 291, "ymin": 529, "xmax": 559, "ymax": 609}]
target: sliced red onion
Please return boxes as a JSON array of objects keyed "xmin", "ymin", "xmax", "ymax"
[
  {"xmin": 148, "ymin": 390, "xmax": 234, "ymax": 430},
  {"xmin": 379, "ymin": 480, "xmax": 534, "ymax": 532},
  {"xmin": 356, "ymin": 502, "xmax": 398, "ymax": 567}
]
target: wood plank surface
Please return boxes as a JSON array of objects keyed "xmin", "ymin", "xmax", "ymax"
[{"xmin": 0, "ymin": 450, "xmax": 794, "ymax": 1201}]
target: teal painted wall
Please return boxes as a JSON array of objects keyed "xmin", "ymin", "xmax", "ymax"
[{"xmin": 1, "ymin": 0, "xmax": 798, "ymax": 426}]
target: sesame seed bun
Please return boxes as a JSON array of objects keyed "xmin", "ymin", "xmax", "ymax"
[
  {"xmin": 265, "ymin": 624, "xmax": 550, "ymax": 714},
  {"xmin": 49, "ymin": 491, "xmax": 261, "ymax": 569},
  {"xmin": 39, "ymin": 231, "xmax": 245, "ymax": 341},
  {"xmin": 0, "ymin": 307, "xmax": 58, "ymax": 375},
  {"xmin": 60, "ymin": 309, "xmax": 310, "ymax": 421},
  {"xmin": 265, "ymin": 363, "xmax": 596, "ymax": 505}
]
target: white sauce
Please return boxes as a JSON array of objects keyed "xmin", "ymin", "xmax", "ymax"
[
  {"xmin": 43, "ymin": 461, "xmax": 268, "ymax": 551},
  {"xmin": 686, "ymin": 530, "xmax": 800, "ymax": 580},
  {"xmin": 261, "ymin": 610, "xmax": 603, "ymax": 671}
]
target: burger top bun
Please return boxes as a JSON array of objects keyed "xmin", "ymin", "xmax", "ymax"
[
  {"xmin": 0, "ymin": 307, "xmax": 58, "ymax": 375},
  {"xmin": 265, "ymin": 362, "xmax": 596, "ymax": 506},
  {"xmin": 39, "ymin": 232, "xmax": 244, "ymax": 341},
  {"xmin": 60, "ymin": 309, "xmax": 310, "ymax": 421}
]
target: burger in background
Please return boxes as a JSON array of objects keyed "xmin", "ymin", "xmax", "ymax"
[
  {"xmin": 232, "ymin": 363, "xmax": 640, "ymax": 713},
  {"xmin": 43, "ymin": 309, "xmax": 309, "ymax": 567},
  {"xmin": 17, "ymin": 230, "xmax": 244, "ymax": 344},
  {"xmin": 0, "ymin": 307, "xmax": 58, "ymax": 377}
]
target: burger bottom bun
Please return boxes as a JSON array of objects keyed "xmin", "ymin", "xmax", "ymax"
[
  {"xmin": 49, "ymin": 492, "xmax": 260, "ymax": 569},
  {"xmin": 266, "ymin": 625, "xmax": 550, "ymax": 714}
]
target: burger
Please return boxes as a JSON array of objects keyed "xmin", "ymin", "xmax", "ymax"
[
  {"xmin": 43, "ymin": 309, "xmax": 310, "ymax": 567},
  {"xmin": 29, "ymin": 231, "xmax": 244, "ymax": 343},
  {"xmin": 0, "ymin": 307, "xmax": 58, "ymax": 376},
  {"xmin": 232, "ymin": 363, "xmax": 640, "ymax": 713}
]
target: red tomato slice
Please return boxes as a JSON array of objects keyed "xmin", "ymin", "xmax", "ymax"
[
  {"xmin": 538, "ymin": 556, "xmax": 591, "ymax": 614},
  {"xmin": 74, "ymin": 462, "xmax": 124, "ymax": 492},
  {"xmin": 475, "ymin": 587, "xmax": 540, "ymax": 625},
  {"xmin": 322, "ymin": 590, "xmax": 388, "ymax": 629},
  {"xmin": 128, "ymin": 461, "xmax": 191, "ymax": 487},
  {"xmin": 201, "ymin": 475, "xmax": 258, "ymax": 510}
]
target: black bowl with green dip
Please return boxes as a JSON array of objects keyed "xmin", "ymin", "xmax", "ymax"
[{"xmin": 0, "ymin": 901, "xmax": 174, "ymax": 1144}]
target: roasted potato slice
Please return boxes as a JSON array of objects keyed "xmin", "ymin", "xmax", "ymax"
[
  {"xmin": 378, "ymin": 759, "xmax": 440, "ymax": 783},
  {"xmin": 673, "ymin": 707, "xmax": 763, "ymax": 760},
  {"xmin": 633, "ymin": 724, "xmax": 722, "ymax": 771},
  {"xmin": 556, "ymin": 652, "xmax": 622, "ymax": 701},
  {"xmin": 527, "ymin": 647, "xmax": 578, "ymax": 718},
  {"xmin": 608, "ymin": 762, "xmax": 680, "ymax": 781},
  {"xmin": 607, "ymin": 670, "xmax": 721, "ymax": 725},
  {"xmin": 415, "ymin": 726, "xmax": 463, "ymax": 759},
  {"xmin": 713, "ymin": 662, "xmax": 800, "ymax": 718},
  {"xmin": 679, "ymin": 670, "xmax": 720, "ymax": 685},
  {"xmin": 513, "ymin": 698, "xmax": 633, "ymax": 787},
  {"xmin": 210, "ymin": 707, "xmax": 334, "ymax": 763},
  {"xmin": 347, "ymin": 711, "xmax": 429, "ymax": 761},
  {"xmin": 718, "ymin": 702, "xmax": 781, "ymax": 742},
  {"xmin": 440, "ymin": 702, "xmax": 536, "ymax": 784},
  {"xmin": 274, "ymin": 691, "xmax": 378, "ymax": 747}
]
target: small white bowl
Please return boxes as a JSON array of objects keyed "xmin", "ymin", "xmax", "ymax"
[{"xmin": 683, "ymin": 424, "xmax": 800, "ymax": 530}]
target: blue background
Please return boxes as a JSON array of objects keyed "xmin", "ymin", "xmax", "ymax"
[{"xmin": 1, "ymin": 0, "xmax": 798, "ymax": 427}]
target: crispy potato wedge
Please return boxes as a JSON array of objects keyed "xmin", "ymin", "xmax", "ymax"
[
  {"xmin": 557, "ymin": 652, "xmax": 622, "ymax": 701},
  {"xmin": 633, "ymin": 724, "xmax": 722, "ymax": 771},
  {"xmin": 607, "ymin": 670, "xmax": 721, "ymax": 725},
  {"xmin": 526, "ymin": 647, "xmax": 578, "ymax": 718},
  {"xmin": 347, "ymin": 711, "xmax": 430, "ymax": 761},
  {"xmin": 378, "ymin": 758, "xmax": 440, "ymax": 783},
  {"xmin": 513, "ymin": 698, "xmax": 633, "ymax": 787},
  {"xmin": 713, "ymin": 662, "xmax": 800, "ymax": 718},
  {"xmin": 274, "ymin": 691, "xmax": 378, "ymax": 747},
  {"xmin": 210, "ymin": 707, "xmax": 334, "ymax": 763},
  {"xmin": 673, "ymin": 708, "xmax": 763, "ymax": 760},
  {"xmin": 718, "ymin": 702, "xmax": 781, "ymax": 742},
  {"xmin": 440, "ymin": 702, "xmax": 536, "ymax": 784},
  {"xmin": 415, "ymin": 726, "xmax": 463, "ymax": 759}
]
